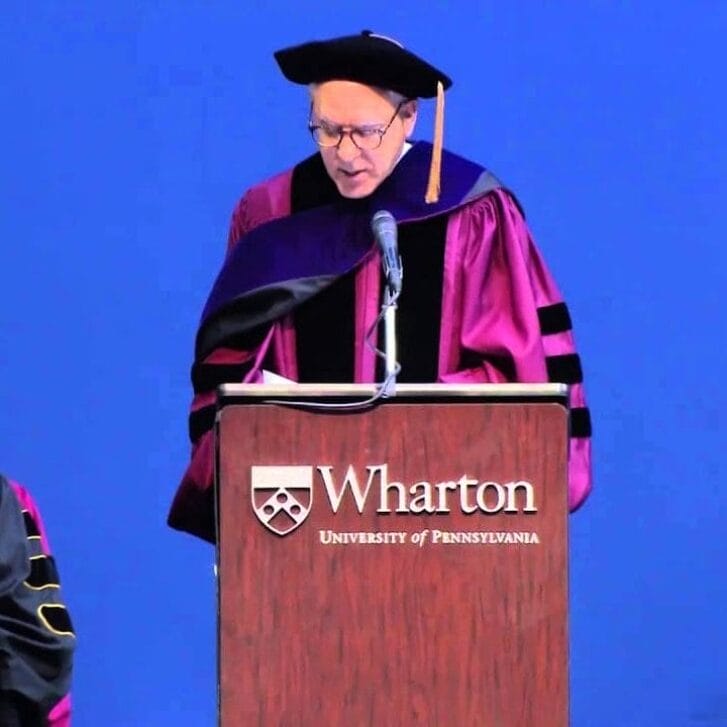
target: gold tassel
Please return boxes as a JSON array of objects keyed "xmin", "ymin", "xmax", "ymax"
[{"xmin": 425, "ymin": 80, "xmax": 445, "ymax": 204}]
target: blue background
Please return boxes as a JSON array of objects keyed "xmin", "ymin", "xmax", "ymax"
[{"xmin": 2, "ymin": 3, "xmax": 725, "ymax": 725}]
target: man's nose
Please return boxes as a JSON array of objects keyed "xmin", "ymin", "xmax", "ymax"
[{"xmin": 336, "ymin": 133, "xmax": 360, "ymax": 162}]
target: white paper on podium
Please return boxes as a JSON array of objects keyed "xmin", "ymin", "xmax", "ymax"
[{"xmin": 261, "ymin": 369, "xmax": 295, "ymax": 384}]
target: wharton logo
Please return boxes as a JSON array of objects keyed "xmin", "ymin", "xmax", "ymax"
[
  {"xmin": 250, "ymin": 466, "xmax": 314, "ymax": 536},
  {"xmin": 251, "ymin": 464, "xmax": 537, "ymax": 537}
]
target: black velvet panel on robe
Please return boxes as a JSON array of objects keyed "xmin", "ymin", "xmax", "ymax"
[{"xmin": 291, "ymin": 153, "xmax": 446, "ymax": 384}]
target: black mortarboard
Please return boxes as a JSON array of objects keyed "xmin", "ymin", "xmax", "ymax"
[
  {"xmin": 274, "ymin": 31, "xmax": 451, "ymax": 203},
  {"xmin": 273, "ymin": 30, "xmax": 452, "ymax": 100}
]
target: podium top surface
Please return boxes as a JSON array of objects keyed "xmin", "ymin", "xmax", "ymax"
[{"xmin": 217, "ymin": 382, "xmax": 568, "ymax": 406}]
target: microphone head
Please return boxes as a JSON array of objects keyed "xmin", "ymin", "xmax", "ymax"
[
  {"xmin": 371, "ymin": 209, "xmax": 402, "ymax": 294},
  {"xmin": 371, "ymin": 209, "xmax": 397, "ymax": 235}
]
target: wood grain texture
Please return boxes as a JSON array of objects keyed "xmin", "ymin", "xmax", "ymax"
[{"xmin": 218, "ymin": 401, "xmax": 568, "ymax": 727}]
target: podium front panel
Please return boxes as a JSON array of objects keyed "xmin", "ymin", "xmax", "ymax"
[{"xmin": 217, "ymin": 397, "xmax": 568, "ymax": 727}]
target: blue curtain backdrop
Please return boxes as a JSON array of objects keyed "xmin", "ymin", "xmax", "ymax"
[{"xmin": 1, "ymin": 3, "xmax": 725, "ymax": 725}]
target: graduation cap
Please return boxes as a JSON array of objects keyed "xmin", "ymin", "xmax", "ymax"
[{"xmin": 274, "ymin": 30, "xmax": 452, "ymax": 203}]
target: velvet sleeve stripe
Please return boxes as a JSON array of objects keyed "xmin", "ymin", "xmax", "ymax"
[
  {"xmin": 546, "ymin": 353, "xmax": 583, "ymax": 384},
  {"xmin": 570, "ymin": 407, "xmax": 593, "ymax": 438},
  {"xmin": 22, "ymin": 511, "xmax": 41, "ymax": 538},
  {"xmin": 191, "ymin": 361, "xmax": 256, "ymax": 394},
  {"xmin": 37, "ymin": 604, "xmax": 74, "ymax": 637},
  {"xmin": 189, "ymin": 405, "xmax": 217, "ymax": 444},
  {"xmin": 26, "ymin": 556, "xmax": 60, "ymax": 590},
  {"xmin": 537, "ymin": 302, "xmax": 572, "ymax": 335}
]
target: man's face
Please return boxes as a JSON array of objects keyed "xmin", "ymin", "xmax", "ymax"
[{"xmin": 310, "ymin": 81, "xmax": 417, "ymax": 199}]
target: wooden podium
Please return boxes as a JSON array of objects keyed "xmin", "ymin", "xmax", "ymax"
[{"xmin": 215, "ymin": 383, "xmax": 570, "ymax": 727}]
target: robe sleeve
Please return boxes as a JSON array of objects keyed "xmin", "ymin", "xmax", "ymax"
[
  {"xmin": 440, "ymin": 189, "xmax": 592, "ymax": 511},
  {"xmin": 0, "ymin": 476, "xmax": 75, "ymax": 726},
  {"xmin": 167, "ymin": 192, "xmax": 280, "ymax": 542}
]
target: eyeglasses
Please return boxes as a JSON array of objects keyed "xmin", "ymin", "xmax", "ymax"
[{"xmin": 308, "ymin": 102, "xmax": 405, "ymax": 151}]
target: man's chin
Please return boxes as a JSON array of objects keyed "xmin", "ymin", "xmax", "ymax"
[
  {"xmin": 334, "ymin": 173, "xmax": 379, "ymax": 200},
  {"xmin": 336, "ymin": 182, "xmax": 377, "ymax": 199}
]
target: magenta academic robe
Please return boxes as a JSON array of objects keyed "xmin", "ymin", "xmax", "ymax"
[{"xmin": 169, "ymin": 146, "xmax": 593, "ymax": 543}]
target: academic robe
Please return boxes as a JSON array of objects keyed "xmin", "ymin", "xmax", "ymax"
[
  {"xmin": 168, "ymin": 142, "xmax": 593, "ymax": 543},
  {"xmin": 0, "ymin": 476, "xmax": 74, "ymax": 726}
]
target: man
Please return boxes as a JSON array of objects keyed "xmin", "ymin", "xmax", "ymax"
[
  {"xmin": 0, "ymin": 475, "xmax": 74, "ymax": 726},
  {"xmin": 168, "ymin": 30, "xmax": 593, "ymax": 543}
]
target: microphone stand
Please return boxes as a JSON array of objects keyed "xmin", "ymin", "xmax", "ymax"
[{"xmin": 382, "ymin": 283, "xmax": 399, "ymax": 397}]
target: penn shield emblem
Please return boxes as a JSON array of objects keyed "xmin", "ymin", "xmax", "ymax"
[{"xmin": 251, "ymin": 466, "xmax": 313, "ymax": 536}]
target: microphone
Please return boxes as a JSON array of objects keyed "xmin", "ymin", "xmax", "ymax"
[
  {"xmin": 370, "ymin": 210, "xmax": 401, "ymax": 396},
  {"xmin": 371, "ymin": 210, "xmax": 402, "ymax": 294}
]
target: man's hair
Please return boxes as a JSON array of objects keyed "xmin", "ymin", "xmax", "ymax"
[{"xmin": 308, "ymin": 83, "xmax": 415, "ymax": 115}]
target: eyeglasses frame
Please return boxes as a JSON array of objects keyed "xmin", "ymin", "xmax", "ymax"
[{"xmin": 308, "ymin": 101, "xmax": 407, "ymax": 150}]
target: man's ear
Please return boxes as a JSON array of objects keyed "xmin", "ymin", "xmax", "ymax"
[
  {"xmin": 401, "ymin": 99, "xmax": 418, "ymax": 119},
  {"xmin": 402, "ymin": 99, "xmax": 418, "ymax": 137}
]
